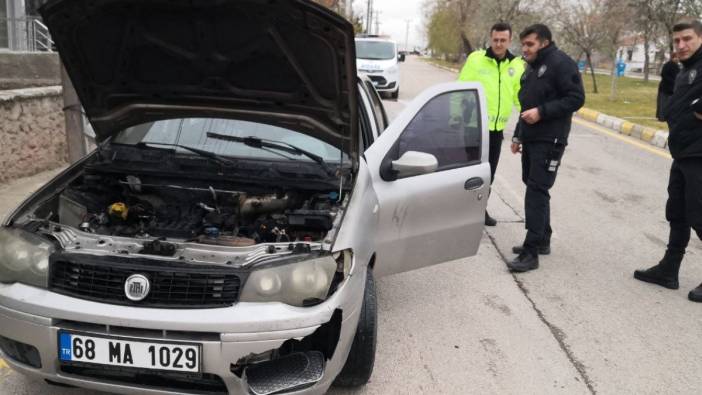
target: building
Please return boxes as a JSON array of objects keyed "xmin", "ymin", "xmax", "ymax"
[
  {"xmin": 1, "ymin": 0, "xmax": 51, "ymax": 52},
  {"xmin": 616, "ymin": 34, "xmax": 668, "ymax": 74}
]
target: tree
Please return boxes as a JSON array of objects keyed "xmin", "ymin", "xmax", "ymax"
[
  {"xmin": 600, "ymin": 0, "xmax": 634, "ymax": 100},
  {"xmin": 423, "ymin": 0, "xmax": 529, "ymax": 60},
  {"xmin": 485, "ymin": 0, "xmax": 523, "ymax": 21},
  {"xmin": 424, "ymin": 0, "xmax": 462, "ymax": 60},
  {"xmin": 550, "ymin": 0, "xmax": 610, "ymax": 93},
  {"xmin": 651, "ymin": 0, "xmax": 687, "ymax": 52},
  {"xmin": 630, "ymin": 0, "xmax": 661, "ymax": 82}
]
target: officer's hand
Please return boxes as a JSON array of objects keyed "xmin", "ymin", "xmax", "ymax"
[
  {"xmin": 510, "ymin": 142, "xmax": 521, "ymax": 154},
  {"xmin": 695, "ymin": 112, "xmax": 702, "ymax": 121},
  {"xmin": 521, "ymin": 108, "xmax": 541, "ymax": 124}
]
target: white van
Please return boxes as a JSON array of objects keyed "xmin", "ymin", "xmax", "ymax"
[{"xmin": 355, "ymin": 36, "xmax": 404, "ymax": 99}]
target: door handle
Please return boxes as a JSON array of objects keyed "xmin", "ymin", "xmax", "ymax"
[{"xmin": 464, "ymin": 177, "xmax": 484, "ymax": 190}]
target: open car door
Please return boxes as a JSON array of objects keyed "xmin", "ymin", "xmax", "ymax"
[{"xmin": 364, "ymin": 82, "xmax": 490, "ymax": 277}]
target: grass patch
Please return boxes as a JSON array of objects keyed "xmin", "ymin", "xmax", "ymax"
[{"xmin": 581, "ymin": 73, "xmax": 667, "ymax": 130}]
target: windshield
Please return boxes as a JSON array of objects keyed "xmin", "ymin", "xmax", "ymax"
[
  {"xmin": 112, "ymin": 118, "xmax": 349, "ymax": 163},
  {"xmin": 355, "ymin": 40, "xmax": 396, "ymax": 60}
]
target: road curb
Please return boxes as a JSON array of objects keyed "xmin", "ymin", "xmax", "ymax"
[
  {"xmin": 424, "ymin": 60, "xmax": 670, "ymax": 150},
  {"xmin": 432, "ymin": 64, "xmax": 460, "ymax": 73},
  {"xmin": 575, "ymin": 108, "xmax": 668, "ymax": 149}
]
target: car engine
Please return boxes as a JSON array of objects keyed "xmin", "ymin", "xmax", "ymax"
[{"xmin": 51, "ymin": 172, "xmax": 342, "ymax": 247}]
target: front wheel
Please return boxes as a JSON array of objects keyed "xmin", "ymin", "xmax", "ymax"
[{"xmin": 333, "ymin": 269, "xmax": 377, "ymax": 387}]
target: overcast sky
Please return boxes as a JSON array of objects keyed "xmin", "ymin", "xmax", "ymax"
[{"xmin": 353, "ymin": 0, "xmax": 426, "ymax": 50}]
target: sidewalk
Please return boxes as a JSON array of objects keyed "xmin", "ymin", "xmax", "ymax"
[{"xmin": 0, "ymin": 166, "xmax": 66, "ymax": 220}]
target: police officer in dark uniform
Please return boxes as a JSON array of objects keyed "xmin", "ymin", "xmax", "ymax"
[
  {"xmin": 508, "ymin": 24, "xmax": 585, "ymax": 272},
  {"xmin": 634, "ymin": 19, "xmax": 702, "ymax": 302},
  {"xmin": 656, "ymin": 52, "xmax": 681, "ymax": 121}
]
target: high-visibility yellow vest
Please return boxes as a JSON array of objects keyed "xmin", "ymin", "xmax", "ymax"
[{"xmin": 458, "ymin": 49, "xmax": 525, "ymax": 132}]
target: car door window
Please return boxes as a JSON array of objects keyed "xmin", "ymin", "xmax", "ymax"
[{"xmin": 383, "ymin": 90, "xmax": 481, "ymax": 178}]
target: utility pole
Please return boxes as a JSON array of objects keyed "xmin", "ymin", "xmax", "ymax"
[
  {"xmin": 374, "ymin": 9, "xmax": 380, "ymax": 35},
  {"xmin": 365, "ymin": 0, "xmax": 372, "ymax": 34},
  {"xmin": 60, "ymin": 62, "xmax": 86, "ymax": 163},
  {"xmin": 404, "ymin": 19, "xmax": 410, "ymax": 52}
]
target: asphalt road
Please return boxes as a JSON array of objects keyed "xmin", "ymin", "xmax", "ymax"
[{"xmin": 2, "ymin": 56, "xmax": 702, "ymax": 394}]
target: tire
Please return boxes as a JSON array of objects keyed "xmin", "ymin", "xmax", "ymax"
[
  {"xmin": 333, "ymin": 269, "xmax": 377, "ymax": 387},
  {"xmin": 391, "ymin": 88, "xmax": 399, "ymax": 99}
]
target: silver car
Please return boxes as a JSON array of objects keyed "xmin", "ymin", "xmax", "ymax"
[{"xmin": 0, "ymin": 0, "xmax": 490, "ymax": 394}]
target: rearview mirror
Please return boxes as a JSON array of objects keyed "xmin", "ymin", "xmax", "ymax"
[
  {"xmin": 391, "ymin": 151, "xmax": 438, "ymax": 178},
  {"xmin": 398, "ymin": 53, "xmax": 406, "ymax": 62}
]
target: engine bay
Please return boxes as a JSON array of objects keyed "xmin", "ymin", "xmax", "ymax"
[{"xmin": 44, "ymin": 171, "xmax": 344, "ymax": 248}]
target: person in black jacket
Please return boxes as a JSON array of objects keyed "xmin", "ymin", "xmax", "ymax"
[
  {"xmin": 507, "ymin": 24, "xmax": 585, "ymax": 272},
  {"xmin": 656, "ymin": 52, "xmax": 681, "ymax": 121},
  {"xmin": 634, "ymin": 20, "xmax": 702, "ymax": 302}
]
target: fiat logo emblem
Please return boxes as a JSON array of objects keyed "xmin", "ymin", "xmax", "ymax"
[{"xmin": 124, "ymin": 274, "xmax": 150, "ymax": 301}]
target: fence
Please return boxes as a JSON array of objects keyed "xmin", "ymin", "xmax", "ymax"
[{"xmin": 1, "ymin": 16, "xmax": 53, "ymax": 52}]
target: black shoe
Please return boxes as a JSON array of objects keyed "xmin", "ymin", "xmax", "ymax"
[
  {"xmin": 512, "ymin": 244, "xmax": 550, "ymax": 255},
  {"xmin": 507, "ymin": 252, "xmax": 539, "ymax": 272},
  {"xmin": 633, "ymin": 264, "xmax": 680, "ymax": 289},
  {"xmin": 485, "ymin": 212, "xmax": 497, "ymax": 227},
  {"xmin": 688, "ymin": 284, "xmax": 702, "ymax": 302},
  {"xmin": 633, "ymin": 252, "xmax": 683, "ymax": 290}
]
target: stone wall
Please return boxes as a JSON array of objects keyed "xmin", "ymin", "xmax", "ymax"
[
  {"xmin": 0, "ymin": 53, "xmax": 61, "ymax": 90},
  {"xmin": 0, "ymin": 86, "xmax": 66, "ymax": 184}
]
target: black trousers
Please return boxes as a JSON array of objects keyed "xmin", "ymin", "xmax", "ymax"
[
  {"xmin": 488, "ymin": 131, "xmax": 504, "ymax": 184},
  {"xmin": 521, "ymin": 142, "xmax": 564, "ymax": 254},
  {"xmin": 665, "ymin": 158, "xmax": 702, "ymax": 257}
]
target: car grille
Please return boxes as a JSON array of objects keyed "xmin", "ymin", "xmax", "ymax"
[
  {"xmin": 60, "ymin": 363, "xmax": 228, "ymax": 394},
  {"xmin": 49, "ymin": 254, "xmax": 243, "ymax": 308},
  {"xmin": 367, "ymin": 75, "xmax": 388, "ymax": 86}
]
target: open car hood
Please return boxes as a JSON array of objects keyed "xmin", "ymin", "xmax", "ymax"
[{"xmin": 40, "ymin": 0, "xmax": 358, "ymax": 156}]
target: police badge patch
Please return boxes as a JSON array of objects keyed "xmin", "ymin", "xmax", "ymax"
[
  {"xmin": 538, "ymin": 65, "xmax": 547, "ymax": 77},
  {"xmin": 690, "ymin": 69, "xmax": 697, "ymax": 85},
  {"xmin": 508, "ymin": 67, "xmax": 515, "ymax": 77}
]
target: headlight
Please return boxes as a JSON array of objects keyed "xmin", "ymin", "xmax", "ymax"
[
  {"xmin": 0, "ymin": 227, "xmax": 54, "ymax": 288},
  {"xmin": 240, "ymin": 252, "xmax": 347, "ymax": 307}
]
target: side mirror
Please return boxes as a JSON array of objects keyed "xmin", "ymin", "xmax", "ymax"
[
  {"xmin": 391, "ymin": 151, "xmax": 438, "ymax": 178},
  {"xmin": 398, "ymin": 53, "xmax": 405, "ymax": 62}
]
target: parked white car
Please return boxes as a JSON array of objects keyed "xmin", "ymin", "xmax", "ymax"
[
  {"xmin": 355, "ymin": 36, "xmax": 404, "ymax": 99},
  {"xmin": 0, "ymin": 0, "xmax": 489, "ymax": 394}
]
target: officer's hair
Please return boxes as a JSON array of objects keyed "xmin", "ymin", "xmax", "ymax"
[
  {"xmin": 673, "ymin": 19, "xmax": 702, "ymax": 36},
  {"xmin": 519, "ymin": 24, "xmax": 552, "ymax": 43},
  {"xmin": 491, "ymin": 22, "xmax": 512, "ymax": 36}
]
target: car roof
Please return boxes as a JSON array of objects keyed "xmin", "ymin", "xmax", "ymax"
[{"xmin": 355, "ymin": 37, "xmax": 396, "ymax": 44}]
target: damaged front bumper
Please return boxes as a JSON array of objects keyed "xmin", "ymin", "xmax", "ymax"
[{"xmin": 0, "ymin": 270, "xmax": 365, "ymax": 395}]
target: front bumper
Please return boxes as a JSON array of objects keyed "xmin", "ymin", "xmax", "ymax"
[
  {"xmin": 358, "ymin": 71, "xmax": 399, "ymax": 92},
  {"xmin": 0, "ymin": 271, "xmax": 365, "ymax": 395}
]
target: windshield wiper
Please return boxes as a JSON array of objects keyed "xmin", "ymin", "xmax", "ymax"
[
  {"xmin": 206, "ymin": 132, "xmax": 334, "ymax": 176},
  {"xmin": 135, "ymin": 142, "xmax": 236, "ymax": 166}
]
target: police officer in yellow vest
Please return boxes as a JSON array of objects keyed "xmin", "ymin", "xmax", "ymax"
[{"xmin": 458, "ymin": 22, "xmax": 525, "ymax": 226}]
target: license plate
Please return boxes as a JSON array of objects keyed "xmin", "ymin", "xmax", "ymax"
[{"xmin": 58, "ymin": 331, "xmax": 200, "ymax": 373}]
